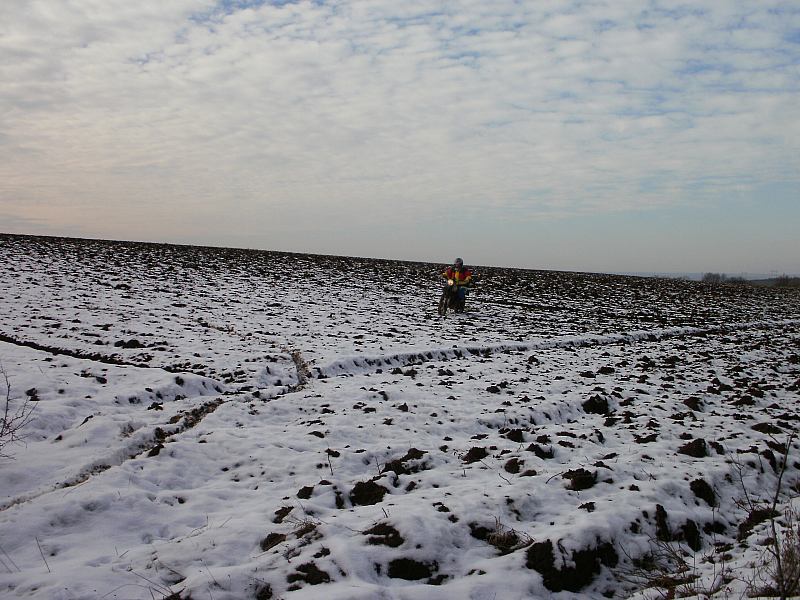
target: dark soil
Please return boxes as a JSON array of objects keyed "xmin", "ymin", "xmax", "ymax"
[
  {"xmin": 349, "ymin": 481, "xmax": 389, "ymax": 506},
  {"xmin": 387, "ymin": 558, "xmax": 436, "ymax": 580},
  {"xmin": 364, "ymin": 522, "xmax": 404, "ymax": 547}
]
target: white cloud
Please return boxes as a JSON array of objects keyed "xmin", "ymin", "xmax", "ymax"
[{"xmin": 0, "ymin": 0, "xmax": 798, "ymax": 270}]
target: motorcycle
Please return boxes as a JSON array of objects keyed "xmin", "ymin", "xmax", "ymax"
[{"xmin": 437, "ymin": 278, "xmax": 466, "ymax": 315}]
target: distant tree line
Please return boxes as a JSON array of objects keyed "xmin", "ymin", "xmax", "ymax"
[
  {"xmin": 702, "ymin": 272, "xmax": 800, "ymax": 288},
  {"xmin": 775, "ymin": 274, "xmax": 800, "ymax": 288},
  {"xmin": 701, "ymin": 272, "xmax": 747, "ymax": 285}
]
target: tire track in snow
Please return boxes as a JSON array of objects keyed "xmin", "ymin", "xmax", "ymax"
[
  {"xmin": 0, "ymin": 330, "xmax": 290, "ymax": 388},
  {"xmin": 312, "ymin": 319, "xmax": 800, "ymax": 379},
  {"xmin": 0, "ymin": 352, "xmax": 309, "ymax": 513},
  {"xmin": 0, "ymin": 398, "xmax": 226, "ymax": 512},
  {"xmin": 0, "ymin": 331, "xmax": 165, "ymax": 369}
]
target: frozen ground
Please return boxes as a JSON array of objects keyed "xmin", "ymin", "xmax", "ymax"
[{"xmin": 0, "ymin": 234, "xmax": 799, "ymax": 599}]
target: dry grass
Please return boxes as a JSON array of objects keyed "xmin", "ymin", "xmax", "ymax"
[{"xmin": 0, "ymin": 361, "xmax": 37, "ymax": 458}]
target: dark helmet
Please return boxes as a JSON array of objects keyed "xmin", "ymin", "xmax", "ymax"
[{"xmin": 454, "ymin": 258, "xmax": 464, "ymax": 269}]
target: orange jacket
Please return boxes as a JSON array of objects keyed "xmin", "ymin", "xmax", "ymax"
[{"xmin": 442, "ymin": 267, "xmax": 472, "ymax": 286}]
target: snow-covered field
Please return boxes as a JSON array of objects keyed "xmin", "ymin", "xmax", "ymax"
[{"xmin": 1, "ymin": 233, "xmax": 799, "ymax": 600}]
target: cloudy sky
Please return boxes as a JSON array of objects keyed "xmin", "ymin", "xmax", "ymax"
[{"xmin": 1, "ymin": 1, "xmax": 798, "ymax": 273}]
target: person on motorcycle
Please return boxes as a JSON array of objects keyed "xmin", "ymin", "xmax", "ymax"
[{"xmin": 441, "ymin": 257, "xmax": 473, "ymax": 310}]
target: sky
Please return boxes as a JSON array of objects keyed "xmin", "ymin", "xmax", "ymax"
[{"xmin": 1, "ymin": 0, "xmax": 799, "ymax": 274}]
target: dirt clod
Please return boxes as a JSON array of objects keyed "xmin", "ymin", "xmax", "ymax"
[{"xmin": 350, "ymin": 481, "xmax": 389, "ymax": 506}]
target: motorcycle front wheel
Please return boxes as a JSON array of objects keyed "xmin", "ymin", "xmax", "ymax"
[{"xmin": 437, "ymin": 293, "xmax": 448, "ymax": 316}]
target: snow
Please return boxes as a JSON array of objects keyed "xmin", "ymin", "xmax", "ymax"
[{"xmin": 1, "ymin": 233, "xmax": 799, "ymax": 599}]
